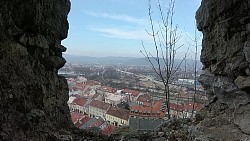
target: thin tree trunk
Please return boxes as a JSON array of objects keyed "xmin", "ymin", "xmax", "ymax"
[{"xmin": 191, "ymin": 29, "xmax": 198, "ymax": 119}]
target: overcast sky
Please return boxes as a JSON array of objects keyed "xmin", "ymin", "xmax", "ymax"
[{"xmin": 62, "ymin": 0, "xmax": 202, "ymax": 59}]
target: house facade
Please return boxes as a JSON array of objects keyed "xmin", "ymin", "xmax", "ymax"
[
  {"xmin": 169, "ymin": 102, "xmax": 203, "ymax": 118},
  {"xmin": 88, "ymin": 100, "xmax": 111, "ymax": 120},
  {"xmin": 68, "ymin": 96, "xmax": 87, "ymax": 114},
  {"xmin": 130, "ymin": 101, "xmax": 165, "ymax": 119},
  {"xmin": 105, "ymin": 106, "xmax": 130, "ymax": 127}
]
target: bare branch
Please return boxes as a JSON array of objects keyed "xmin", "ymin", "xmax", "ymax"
[{"xmin": 142, "ymin": 0, "xmax": 186, "ymax": 119}]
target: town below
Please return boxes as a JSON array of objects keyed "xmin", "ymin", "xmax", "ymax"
[{"xmin": 60, "ymin": 63, "xmax": 207, "ymax": 136}]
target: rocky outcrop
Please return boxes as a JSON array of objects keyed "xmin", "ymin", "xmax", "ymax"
[
  {"xmin": 194, "ymin": 0, "xmax": 250, "ymax": 140},
  {"xmin": 0, "ymin": 0, "xmax": 74, "ymax": 140}
]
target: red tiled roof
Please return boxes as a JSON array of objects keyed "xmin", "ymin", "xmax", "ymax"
[
  {"xmin": 90, "ymin": 120, "xmax": 104, "ymax": 128},
  {"xmin": 92, "ymin": 94, "xmax": 100, "ymax": 100},
  {"xmin": 70, "ymin": 112, "xmax": 84, "ymax": 124},
  {"xmin": 169, "ymin": 103, "xmax": 203, "ymax": 112},
  {"xmin": 89, "ymin": 100, "xmax": 110, "ymax": 111},
  {"xmin": 74, "ymin": 121, "xmax": 82, "ymax": 128},
  {"xmin": 102, "ymin": 125, "xmax": 115, "ymax": 136},
  {"xmin": 137, "ymin": 94, "xmax": 151, "ymax": 103},
  {"xmin": 72, "ymin": 97, "xmax": 87, "ymax": 106},
  {"xmin": 154, "ymin": 101, "xmax": 163, "ymax": 110},
  {"xmin": 123, "ymin": 88, "xmax": 141, "ymax": 97},
  {"xmin": 75, "ymin": 84, "xmax": 90, "ymax": 91},
  {"xmin": 143, "ymin": 102, "xmax": 151, "ymax": 107},
  {"xmin": 169, "ymin": 103, "xmax": 184, "ymax": 112},
  {"xmin": 86, "ymin": 80, "xmax": 101, "ymax": 86},
  {"xmin": 75, "ymin": 83, "xmax": 87, "ymax": 88},
  {"xmin": 130, "ymin": 101, "xmax": 165, "ymax": 118},
  {"xmin": 73, "ymin": 116, "xmax": 92, "ymax": 128},
  {"xmin": 106, "ymin": 107, "xmax": 130, "ymax": 120},
  {"xmin": 82, "ymin": 116, "xmax": 91, "ymax": 123},
  {"xmin": 99, "ymin": 86, "xmax": 117, "ymax": 93},
  {"xmin": 184, "ymin": 103, "xmax": 203, "ymax": 111}
]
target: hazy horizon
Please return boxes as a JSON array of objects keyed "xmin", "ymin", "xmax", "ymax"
[
  {"xmin": 62, "ymin": 0, "xmax": 202, "ymax": 59},
  {"xmin": 63, "ymin": 53, "xmax": 201, "ymax": 60}
]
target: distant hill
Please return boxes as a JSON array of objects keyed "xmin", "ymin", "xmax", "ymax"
[{"xmin": 63, "ymin": 54, "xmax": 202, "ymax": 68}]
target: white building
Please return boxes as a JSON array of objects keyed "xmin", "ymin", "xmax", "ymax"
[
  {"xmin": 105, "ymin": 93, "xmax": 126, "ymax": 106},
  {"xmin": 178, "ymin": 79, "xmax": 195, "ymax": 85}
]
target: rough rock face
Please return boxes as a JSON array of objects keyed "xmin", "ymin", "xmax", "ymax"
[
  {"xmin": 0, "ymin": 0, "xmax": 74, "ymax": 140},
  {"xmin": 194, "ymin": 0, "xmax": 250, "ymax": 140}
]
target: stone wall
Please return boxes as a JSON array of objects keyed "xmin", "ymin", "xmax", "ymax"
[
  {"xmin": 0, "ymin": 0, "xmax": 74, "ymax": 140},
  {"xmin": 2, "ymin": 0, "xmax": 250, "ymax": 140},
  {"xmin": 194, "ymin": 0, "xmax": 250, "ymax": 140}
]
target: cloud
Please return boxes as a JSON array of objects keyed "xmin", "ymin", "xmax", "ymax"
[
  {"xmin": 84, "ymin": 11, "xmax": 147, "ymax": 25},
  {"xmin": 89, "ymin": 26, "xmax": 151, "ymax": 40}
]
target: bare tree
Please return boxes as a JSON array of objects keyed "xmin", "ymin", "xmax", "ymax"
[
  {"xmin": 184, "ymin": 25, "xmax": 202, "ymax": 119},
  {"xmin": 141, "ymin": 0, "xmax": 186, "ymax": 119},
  {"xmin": 189, "ymin": 28, "xmax": 200, "ymax": 118}
]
